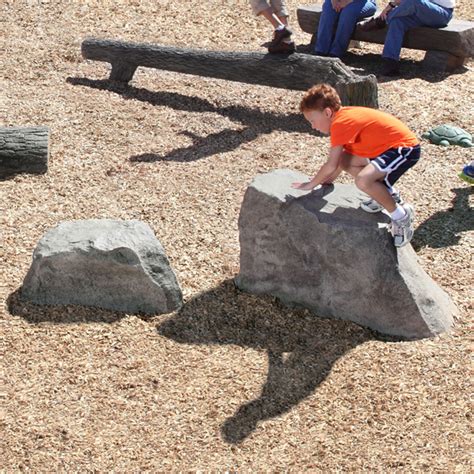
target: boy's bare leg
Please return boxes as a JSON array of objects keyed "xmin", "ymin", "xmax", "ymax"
[
  {"xmin": 354, "ymin": 163, "xmax": 397, "ymax": 212},
  {"xmin": 340, "ymin": 152, "xmax": 370, "ymax": 178},
  {"xmin": 320, "ymin": 152, "xmax": 366, "ymax": 184}
]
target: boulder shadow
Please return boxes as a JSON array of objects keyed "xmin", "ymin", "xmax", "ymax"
[
  {"xmin": 412, "ymin": 186, "xmax": 473, "ymax": 249},
  {"xmin": 7, "ymin": 288, "xmax": 131, "ymax": 324},
  {"xmin": 157, "ymin": 279, "xmax": 377, "ymax": 444}
]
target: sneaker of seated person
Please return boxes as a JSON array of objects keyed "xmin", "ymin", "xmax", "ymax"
[
  {"xmin": 358, "ymin": 15, "xmax": 386, "ymax": 32},
  {"xmin": 268, "ymin": 40, "xmax": 296, "ymax": 54},
  {"xmin": 391, "ymin": 204, "xmax": 415, "ymax": 248},
  {"xmin": 381, "ymin": 58, "xmax": 400, "ymax": 76},
  {"xmin": 361, "ymin": 190, "xmax": 403, "ymax": 213}
]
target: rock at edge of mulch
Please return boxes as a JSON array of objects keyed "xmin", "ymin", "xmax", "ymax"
[
  {"xmin": 21, "ymin": 219, "xmax": 183, "ymax": 315},
  {"xmin": 235, "ymin": 169, "xmax": 457, "ymax": 340}
]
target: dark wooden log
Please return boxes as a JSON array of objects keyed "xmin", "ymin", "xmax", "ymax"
[
  {"xmin": 422, "ymin": 50, "xmax": 467, "ymax": 72},
  {"xmin": 297, "ymin": 5, "xmax": 474, "ymax": 71},
  {"xmin": 0, "ymin": 127, "xmax": 49, "ymax": 178},
  {"xmin": 81, "ymin": 38, "xmax": 378, "ymax": 107}
]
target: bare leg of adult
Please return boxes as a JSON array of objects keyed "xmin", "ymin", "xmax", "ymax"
[
  {"xmin": 264, "ymin": 8, "xmax": 294, "ymax": 53},
  {"xmin": 259, "ymin": 7, "xmax": 285, "ymax": 28}
]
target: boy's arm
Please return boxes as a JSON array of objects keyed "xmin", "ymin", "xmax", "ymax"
[{"xmin": 291, "ymin": 145, "xmax": 344, "ymax": 191}]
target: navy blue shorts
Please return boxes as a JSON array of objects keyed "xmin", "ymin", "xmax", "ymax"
[{"xmin": 371, "ymin": 144, "xmax": 421, "ymax": 191}]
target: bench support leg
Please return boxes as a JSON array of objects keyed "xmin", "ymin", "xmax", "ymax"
[
  {"xmin": 110, "ymin": 61, "xmax": 138, "ymax": 82},
  {"xmin": 422, "ymin": 51, "xmax": 467, "ymax": 72}
]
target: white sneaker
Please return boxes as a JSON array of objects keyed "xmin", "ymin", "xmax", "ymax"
[
  {"xmin": 361, "ymin": 190, "xmax": 402, "ymax": 213},
  {"xmin": 391, "ymin": 204, "xmax": 415, "ymax": 247}
]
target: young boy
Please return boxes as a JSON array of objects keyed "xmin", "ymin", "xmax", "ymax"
[{"xmin": 291, "ymin": 84, "xmax": 420, "ymax": 247}]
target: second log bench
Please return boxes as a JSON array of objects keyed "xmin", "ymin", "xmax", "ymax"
[{"xmin": 297, "ymin": 4, "xmax": 474, "ymax": 72}]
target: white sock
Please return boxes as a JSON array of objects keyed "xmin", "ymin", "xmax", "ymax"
[{"xmin": 390, "ymin": 204, "xmax": 406, "ymax": 221}]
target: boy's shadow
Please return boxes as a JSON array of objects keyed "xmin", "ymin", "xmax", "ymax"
[
  {"xmin": 413, "ymin": 186, "xmax": 473, "ymax": 249},
  {"xmin": 66, "ymin": 77, "xmax": 309, "ymax": 163},
  {"xmin": 158, "ymin": 280, "xmax": 376, "ymax": 444}
]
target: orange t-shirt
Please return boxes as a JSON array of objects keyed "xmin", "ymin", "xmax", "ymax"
[{"xmin": 330, "ymin": 107, "xmax": 419, "ymax": 158}]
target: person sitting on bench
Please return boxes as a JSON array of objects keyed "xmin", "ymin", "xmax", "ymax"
[
  {"xmin": 314, "ymin": 0, "xmax": 377, "ymax": 58},
  {"xmin": 360, "ymin": 0, "xmax": 455, "ymax": 75}
]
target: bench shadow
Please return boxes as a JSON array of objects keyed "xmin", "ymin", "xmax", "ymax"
[
  {"xmin": 7, "ymin": 288, "xmax": 131, "ymax": 324},
  {"xmin": 297, "ymin": 43, "xmax": 470, "ymax": 83},
  {"xmin": 66, "ymin": 77, "xmax": 309, "ymax": 163},
  {"xmin": 412, "ymin": 186, "xmax": 473, "ymax": 249},
  {"xmin": 157, "ymin": 279, "xmax": 379, "ymax": 444},
  {"xmin": 344, "ymin": 51, "xmax": 469, "ymax": 83}
]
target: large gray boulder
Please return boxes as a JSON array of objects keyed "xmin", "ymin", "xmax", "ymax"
[
  {"xmin": 235, "ymin": 169, "xmax": 456, "ymax": 339},
  {"xmin": 21, "ymin": 219, "xmax": 183, "ymax": 315}
]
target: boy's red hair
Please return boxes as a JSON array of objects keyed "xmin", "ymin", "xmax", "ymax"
[{"xmin": 300, "ymin": 84, "xmax": 342, "ymax": 113}]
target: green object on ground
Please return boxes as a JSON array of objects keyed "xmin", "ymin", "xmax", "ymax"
[
  {"xmin": 459, "ymin": 164, "xmax": 474, "ymax": 184},
  {"xmin": 459, "ymin": 171, "xmax": 474, "ymax": 184},
  {"xmin": 422, "ymin": 124, "xmax": 473, "ymax": 147}
]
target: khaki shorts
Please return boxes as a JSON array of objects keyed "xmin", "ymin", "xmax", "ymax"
[{"xmin": 250, "ymin": 0, "xmax": 289, "ymax": 17}]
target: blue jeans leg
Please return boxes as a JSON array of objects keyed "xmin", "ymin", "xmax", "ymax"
[
  {"xmin": 383, "ymin": 0, "xmax": 453, "ymax": 60},
  {"xmin": 388, "ymin": 0, "xmax": 452, "ymax": 26},
  {"xmin": 329, "ymin": 0, "xmax": 377, "ymax": 57},
  {"xmin": 315, "ymin": 0, "xmax": 340, "ymax": 54},
  {"xmin": 383, "ymin": 15, "xmax": 421, "ymax": 60}
]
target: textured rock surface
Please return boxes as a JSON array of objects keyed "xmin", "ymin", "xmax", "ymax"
[
  {"xmin": 235, "ymin": 169, "xmax": 456, "ymax": 339},
  {"xmin": 21, "ymin": 219, "xmax": 183, "ymax": 315}
]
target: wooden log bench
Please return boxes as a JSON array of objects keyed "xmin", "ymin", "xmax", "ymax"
[
  {"xmin": 0, "ymin": 127, "xmax": 49, "ymax": 178},
  {"xmin": 297, "ymin": 4, "xmax": 474, "ymax": 72},
  {"xmin": 81, "ymin": 38, "xmax": 378, "ymax": 107}
]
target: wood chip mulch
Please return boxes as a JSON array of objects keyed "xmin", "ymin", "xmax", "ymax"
[{"xmin": 1, "ymin": 1, "xmax": 473, "ymax": 471}]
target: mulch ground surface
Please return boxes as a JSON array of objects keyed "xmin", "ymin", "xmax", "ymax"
[{"xmin": 1, "ymin": 0, "xmax": 473, "ymax": 471}]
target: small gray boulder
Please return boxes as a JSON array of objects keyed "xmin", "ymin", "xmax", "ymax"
[
  {"xmin": 235, "ymin": 169, "xmax": 456, "ymax": 339},
  {"xmin": 21, "ymin": 219, "xmax": 183, "ymax": 315}
]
